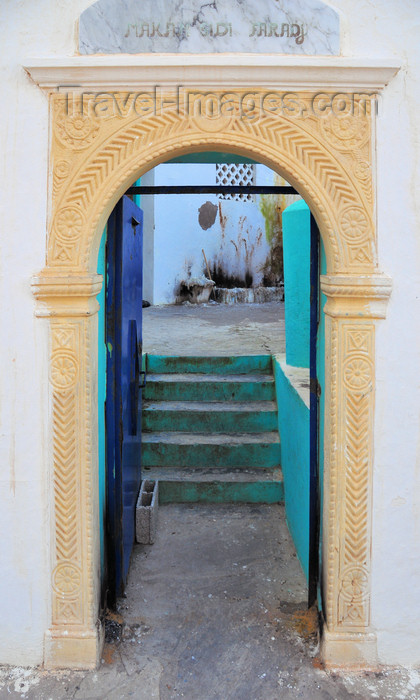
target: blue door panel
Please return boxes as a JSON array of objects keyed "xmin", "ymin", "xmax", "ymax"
[{"xmin": 106, "ymin": 195, "xmax": 143, "ymax": 602}]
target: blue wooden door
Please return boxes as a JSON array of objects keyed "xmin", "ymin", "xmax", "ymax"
[{"xmin": 106, "ymin": 195, "xmax": 143, "ymax": 602}]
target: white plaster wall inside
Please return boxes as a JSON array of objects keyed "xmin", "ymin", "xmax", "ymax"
[
  {"xmin": 143, "ymin": 162, "xmax": 280, "ymax": 305},
  {"xmin": 140, "ymin": 168, "xmax": 155, "ymax": 304}
]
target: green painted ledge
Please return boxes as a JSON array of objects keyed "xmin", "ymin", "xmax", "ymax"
[{"xmin": 273, "ymin": 354, "xmax": 310, "ymax": 581}]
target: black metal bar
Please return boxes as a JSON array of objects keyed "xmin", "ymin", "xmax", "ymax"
[
  {"xmin": 308, "ymin": 213, "xmax": 320, "ymax": 609},
  {"xmin": 126, "ymin": 185, "xmax": 299, "ymax": 195}
]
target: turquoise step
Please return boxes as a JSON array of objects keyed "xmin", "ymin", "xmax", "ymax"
[
  {"xmin": 143, "ymin": 467, "xmax": 283, "ymax": 504},
  {"xmin": 141, "ymin": 354, "xmax": 282, "ymax": 504},
  {"xmin": 143, "ymin": 374, "xmax": 275, "ymax": 402},
  {"xmin": 146, "ymin": 355, "xmax": 272, "ymax": 375},
  {"xmin": 142, "ymin": 432, "xmax": 281, "ymax": 468},
  {"xmin": 142, "ymin": 401, "xmax": 278, "ymax": 433}
]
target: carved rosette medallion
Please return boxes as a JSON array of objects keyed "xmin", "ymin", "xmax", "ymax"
[
  {"xmin": 55, "ymin": 111, "xmax": 99, "ymax": 150},
  {"xmin": 340, "ymin": 564, "xmax": 370, "ymax": 624},
  {"xmin": 51, "ymin": 206, "xmax": 85, "ymax": 265},
  {"xmin": 352, "ymin": 157, "xmax": 373, "ymax": 208},
  {"xmin": 51, "ymin": 352, "xmax": 78, "ymax": 389},
  {"xmin": 339, "ymin": 206, "xmax": 373, "ymax": 266},
  {"xmin": 321, "ymin": 114, "xmax": 369, "ymax": 152},
  {"xmin": 53, "ymin": 159, "xmax": 72, "ymax": 198},
  {"xmin": 353, "ymin": 158, "xmax": 371, "ymax": 182},
  {"xmin": 343, "ymin": 356, "xmax": 373, "ymax": 390},
  {"xmin": 340, "ymin": 207, "xmax": 369, "ymax": 243},
  {"xmin": 340, "ymin": 565, "xmax": 369, "ymax": 601},
  {"xmin": 55, "ymin": 207, "xmax": 84, "ymax": 242},
  {"xmin": 53, "ymin": 562, "xmax": 82, "ymax": 595}
]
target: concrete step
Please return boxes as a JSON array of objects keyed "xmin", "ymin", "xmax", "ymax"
[
  {"xmin": 146, "ymin": 355, "xmax": 273, "ymax": 375},
  {"xmin": 141, "ymin": 354, "xmax": 281, "ymax": 503},
  {"xmin": 142, "ymin": 431, "xmax": 281, "ymax": 468},
  {"xmin": 142, "ymin": 400, "xmax": 278, "ymax": 433},
  {"xmin": 143, "ymin": 373, "xmax": 276, "ymax": 402},
  {"xmin": 142, "ymin": 467, "xmax": 284, "ymax": 504}
]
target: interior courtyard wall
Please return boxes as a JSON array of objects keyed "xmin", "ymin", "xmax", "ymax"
[
  {"xmin": 143, "ymin": 163, "xmax": 274, "ymax": 305},
  {"xmin": 140, "ymin": 168, "xmax": 155, "ymax": 304},
  {"xmin": 0, "ymin": 0, "xmax": 419, "ymax": 666}
]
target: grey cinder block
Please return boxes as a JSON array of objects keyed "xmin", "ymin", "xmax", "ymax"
[{"xmin": 136, "ymin": 479, "xmax": 159, "ymax": 544}]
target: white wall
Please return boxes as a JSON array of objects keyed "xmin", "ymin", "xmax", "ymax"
[
  {"xmin": 369, "ymin": 28, "xmax": 420, "ymax": 666},
  {"xmin": 0, "ymin": 0, "xmax": 420, "ymax": 667},
  {"xmin": 141, "ymin": 169, "xmax": 155, "ymax": 304},
  {"xmin": 144, "ymin": 163, "xmax": 273, "ymax": 304}
]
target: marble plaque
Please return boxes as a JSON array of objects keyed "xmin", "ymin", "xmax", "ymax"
[{"xmin": 79, "ymin": 0, "xmax": 340, "ymax": 55}]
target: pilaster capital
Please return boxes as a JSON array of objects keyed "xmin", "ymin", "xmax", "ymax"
[
  {"xmin": 320, "ymin": 273, "xmax": 392, "ymax": 319},
  {"xmin": 32, "ymin": 271, "xmax": 102, "ymax": 317}
]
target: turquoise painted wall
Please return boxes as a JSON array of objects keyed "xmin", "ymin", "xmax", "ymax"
[
  {"xmin": 274, "ymin": 359, "xmax": 309, "ymax": 580},
  {"xmin": 132, "ymin": 178, "xmax": 141, "ymax": 208},
  {"xmin": 97, "ymin": 228, "xmax": 107, "ymax": 575},
  {"xmin": 282, "ymin": 200, "xmax": 311, "ymax": 368},
  {"xmin": 166, "ymin": 151, "xmax": 258, "ymax": 164},
  {"xmin": 273, "ymin": 207, "xmax": 326, "ymax": 584}
]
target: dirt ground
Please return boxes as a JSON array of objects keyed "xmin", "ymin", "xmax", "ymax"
[
  {"xmin": 1, "ymin": 504, "xmax": 420, "ymax": 699},
  {"xmin": 142, "ymin": 302, "xmax": 286, "ymax": 356}
]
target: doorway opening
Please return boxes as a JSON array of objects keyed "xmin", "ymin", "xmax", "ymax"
[
  {"xmin": 34, "ymin": 80, "xmax": 389, "ymax": 669},
  {"xmin": 99, "ymin": 154, "xmax": 324, "ymax": 672}
]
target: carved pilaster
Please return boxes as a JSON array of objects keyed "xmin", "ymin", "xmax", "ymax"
[
  {"xmin": 32, "ymin": 273, "xmax": 103, "ymax": 669},
  {"xmin": 321, "ymin": 274, "xmax": 391, "ymax": 667}
]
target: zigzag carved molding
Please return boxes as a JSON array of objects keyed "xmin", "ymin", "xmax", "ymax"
[
  {"xmin": 53, "ymin": 390, "xmax": 78, "ymax": 563},
  {"xmin": 344, "ymin": 392, "xmax": 369, "ymax": 565},
  {"xmin": 48, "ymin": 93, "xmax": 375, "ymax": 275}
]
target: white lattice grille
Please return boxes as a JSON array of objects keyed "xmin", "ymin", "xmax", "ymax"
[{"xmin": 216, "ymin": 163, "xmax": 255, "ymax": 201}]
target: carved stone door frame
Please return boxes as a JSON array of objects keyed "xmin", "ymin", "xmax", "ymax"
[{"xmin": 26, "ymin": 56, "xmax": 398, "ymax": 669}]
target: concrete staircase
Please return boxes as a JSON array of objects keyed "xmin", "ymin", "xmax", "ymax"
[{"xmin": 141, "ymin": 355, "xmax": 283, "ymax": 504}]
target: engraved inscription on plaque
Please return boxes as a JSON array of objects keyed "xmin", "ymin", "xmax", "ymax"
[{"xmin": 79, "ymin": 0, "xmax": 340, "ymax": 55}]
